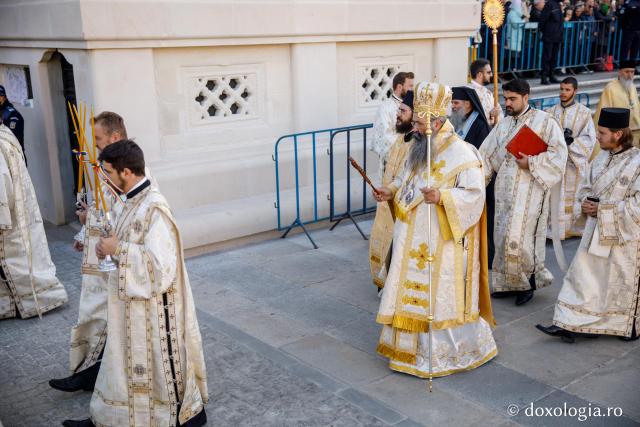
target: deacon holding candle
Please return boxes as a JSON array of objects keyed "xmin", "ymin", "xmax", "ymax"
[
  {"xmin": 479, "ymin": 79, "xmax": 568, "ymax": 306},
  {"xmin": 51, "ymin": 111, "xmax": 159, "ymax": 396},
  {"xmin": 62, "ymin": 140, "xmax": 208, "ymax": 427},
  {"xmin": 537, "ymin": 108, "xmax": 640, "ymax": 343},
  {"xmin": 0, "ymin": 124, "xmax": 67, "ymax": 319}
]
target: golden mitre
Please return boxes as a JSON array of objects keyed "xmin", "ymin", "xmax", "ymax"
[{"xmin": 413, "ymin": 81, "xmax": 452, "ymax": 119}]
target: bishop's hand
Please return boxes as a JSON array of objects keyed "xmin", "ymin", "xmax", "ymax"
[
  {"xmin": 374, "ymin": 187, "xmax": 394, "ymax": 202},
  {"xmin": 421, "ymin": 187, "xmax": 441, "ymax": 204}
]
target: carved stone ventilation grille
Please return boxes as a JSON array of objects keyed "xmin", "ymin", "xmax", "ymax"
[
  {"xmin": 193, "ymin": 75, "xmax": 254, "ymax": 121},
  {"xmin": 360, "ymin": 65, "xmax": 403, "ymax": 104}
]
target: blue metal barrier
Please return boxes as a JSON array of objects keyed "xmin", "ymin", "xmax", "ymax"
[
  {"xmin": 273, "ymin": 123, "xmax": 374, "ymax": 248},
  {"xmin": 473, "ymin": 20, "xmax": 637, "ymax": 75},
  {"xmin": 328, "ymin": 124, "xmax": 375, "ymax": 240},
  {"xmin": 529, "ymin": 93, "xmax": 591, "ymax": 110}
]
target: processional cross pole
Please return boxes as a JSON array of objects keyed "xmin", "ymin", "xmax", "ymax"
[{"xmin": 483, "ymin": 0, "xmax": 505, "ymax": 110}]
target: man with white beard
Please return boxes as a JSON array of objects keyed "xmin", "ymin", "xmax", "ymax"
[{"xmin": 593, "ymin": 59, "xmax": 640, "ymax": 155}]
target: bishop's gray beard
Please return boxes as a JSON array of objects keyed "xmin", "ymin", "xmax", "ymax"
[
  {"xmin": 449, "ymin": 109, "xmax": 467, "ymax": 132},
  {"xmin": 407, "ymin": 131, "xmax": 438, "ymax": 175}
]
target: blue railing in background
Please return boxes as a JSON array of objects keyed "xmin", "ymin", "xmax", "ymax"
[
  {"xmin": 529, "ymin": 93, "xmax": 592, "ymax": 110},
  {"xmin": 473, "ymin": 20, "xmax": 635, "ymax": 75},
  {"xmin": 328, "ymin": 125, "xmax": 375, "ymax": 240},
  {"xmin": 273, "ymin": 124, "xmax": 374, "ymax": 248}
]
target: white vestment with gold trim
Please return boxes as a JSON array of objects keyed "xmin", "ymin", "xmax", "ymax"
[
  {"xmin": 480, "ymin": 108, "xmax": 567, "ymax": 292},
  {"xmin": 69, "ymin": 168, "xmax": 156, "ymax": 373},
  {"xmin": 545, "ymin": 102, "xmax": 596, "ymax": 239},
  {"xmin": 89, "ymin": 186, "xmax": 207, "ymax": 427},
  {"xmin": 553, "ymin": 147, "xmax": 640, "ymax": 337},
  {"xmin": 0, "ymin": 125, "xmax": 67, "ymax": 319},
  {"xmin": 376, "ymin": 121, "xmax": 497, "ymax": 378}
]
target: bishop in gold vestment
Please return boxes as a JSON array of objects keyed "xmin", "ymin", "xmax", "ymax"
[
  {"xmin": 0, "ymin": 124, "xmax": 67, "ymax": 319},
  {"xmin": 374, "ymin": 82, "xmax": 496, "ymax": 378}
]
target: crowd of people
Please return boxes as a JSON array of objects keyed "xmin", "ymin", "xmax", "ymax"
[
  {"xmin": 368, "ymin": 59, "xmax": 639, "ymax": 378},
  {"xmin": 487, "ymin": 0, "xmax": 640, "ymax": 83}
]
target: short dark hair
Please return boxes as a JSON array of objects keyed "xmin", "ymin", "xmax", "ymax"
[
  {"xmin": 392, "ymin": 72, "xmax": 415, "ymax": 90},
  {"xmin": 470, "ymin": 59, "xmax": 490, "ymax": 79},
  {"xmin": 561, "ymin": 77, "xmax": 578, "ymax": 89},
  {"xmin": 95, "ymin": 111, "xmax": 128, "ymax": 139},
  {"xmin": 98, "ymin": 139, "xmax": 145, "ymax": 176},
  {"xmin": 502, "ymin": 79, "xmax": 530, "ymax": 96}
]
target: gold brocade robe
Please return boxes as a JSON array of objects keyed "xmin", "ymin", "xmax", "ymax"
[
  {"xmin": 69, "ymin": 169, "xmax": 157, "ymax": 373},
  {"xmin": 376, "ymin": 121, "xmax": 497, "ymax": 378},
  {"xmin": 553, "ymin": 147, "xmax": 640, "ymax": 337},
  {"xmin": 480, "ymin": 108, "xmax": 567, "ymax": 292},
  {"xmin": 0, "ymin": 125, "xmax": 67, "ymax": 319},
  {"xmin": 545, "ymin": 102, "xmax": 596, "ymax": 238},
  {"xmin": 369, "ymin": 134, "xmax": 413, "ymax": 288},
  {"xmin": 592, "ymin": 79, "xmax": 640, "ymax": 161},
  {"xmin": 90, "ymin": 185, "xmax": 207, "ymax": 427}
]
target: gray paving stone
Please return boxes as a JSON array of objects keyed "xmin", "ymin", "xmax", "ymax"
[
  {"xmin": 325, "ymin": 311, "xmax": 383, "ymax": 356},
  {"xmin": 282, "ymin": 334, "xmax": 390, "ymax": 386},
  {"xmin": 564, "ymin": 349, "xmax": 640, "ymax": 422},
  {"xmin": 437, "ymin": 360, "xmax": 556, "ymax": 415},
  {"xmin": 359, "ymin": 373, "xmax": 511, "ymax": 426},
  {"xmin": 307, "ymin": 269, "xmax": 381, "ymax": 314}
]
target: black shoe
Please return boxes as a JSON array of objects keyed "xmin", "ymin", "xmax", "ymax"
[
  {"xmin": 50, "ymin": 363, "xmax": 100, "ymax": 392},
  {"xmin": 62, "ymin": 419, "xmax": 95, "ymax": 427},
  {"xmin": 515, "ymin": 289, "xmax": 534, "ymax": 306},
  {"xmin": 549, "ymin": 75, "xmax": 561, "ymax": 84},
  {"xmin": 535, "ymin": 324, "xmax": 575, "ymax": 343},
  {"xmin": 491, "ymin": 291, "xmax": 516, "ymax": 298},
  {"xmin": 536, "ymin": 324, "xmax": 564, "ymax": 336},
  {"xmin": 619, "ymin": 334, "xmax": 640, "ymax": 342},
  {"xmin": 179, "ymin": 408, "xmax": 207, "ymax": 427}
]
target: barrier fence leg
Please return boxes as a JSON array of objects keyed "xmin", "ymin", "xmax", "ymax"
[
  {"xmin": 329, "ymin": 212, "xmax": 368, "ymax": 240},
  {"xmin": 281, "ymin": 218, "xmax": 319, "ymax": 249}
]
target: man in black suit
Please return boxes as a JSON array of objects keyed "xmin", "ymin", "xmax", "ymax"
[{"xmin": 538, "ymin": 0, "xmax": 564, "ymax": 85}]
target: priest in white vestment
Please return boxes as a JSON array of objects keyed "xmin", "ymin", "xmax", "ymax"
[
  {"xmin": 0, "ymin": 124, "xmax": 67, "ymax": 319},
  {"xmin": 62, "ymin": 140, "xmax": 207, "ymax": 427},
  {"xmin": 537, "ymin": 108, "xmax": 640, "ymax": 343},
  {"xmin": 480, "ymin": 79, "xmax": 567, "ymax": 306},
  {"xmin": 373, "ymin": 81, "xmax": 497, "ymax": 378},
  {"xmin": 545, "ymin": 77, "xmax": 597, "ymax": 239},
  {"xmin": 51, "ymin": 112, "xmax": 130, "ymax": 393}
]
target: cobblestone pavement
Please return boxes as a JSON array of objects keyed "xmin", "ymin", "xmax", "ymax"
[{"xmin": 1, "ymin": 220, "xmax": 639, "ymax": 427}]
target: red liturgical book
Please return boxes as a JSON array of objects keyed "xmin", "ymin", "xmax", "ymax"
[{"xmin": 506, "ymin": 125, "xmax": 548, "ymax": 159}]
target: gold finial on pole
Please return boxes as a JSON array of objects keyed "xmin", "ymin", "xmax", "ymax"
[{"xmin": 483, "ymin": 0, "xmax": 505, "ymax": 109}]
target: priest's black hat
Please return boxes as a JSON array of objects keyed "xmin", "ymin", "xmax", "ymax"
[
  {"xmin": 598, "ymin": 108, "xmax": 630, "ymax": 129},
  {"xmin": 451, "ymin": 86, "xmax": 488, "ymax": 125},
  {"xmin": 620, "ymin": 59, "xmax": 637, "ymax": 70},
  {"xmin": 452, "ymin": 86, "xmax": 470, "ymax": 101},
  {"xmin": 402, "ymin": 90, "xmax": 414, "ymax": 110}
]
